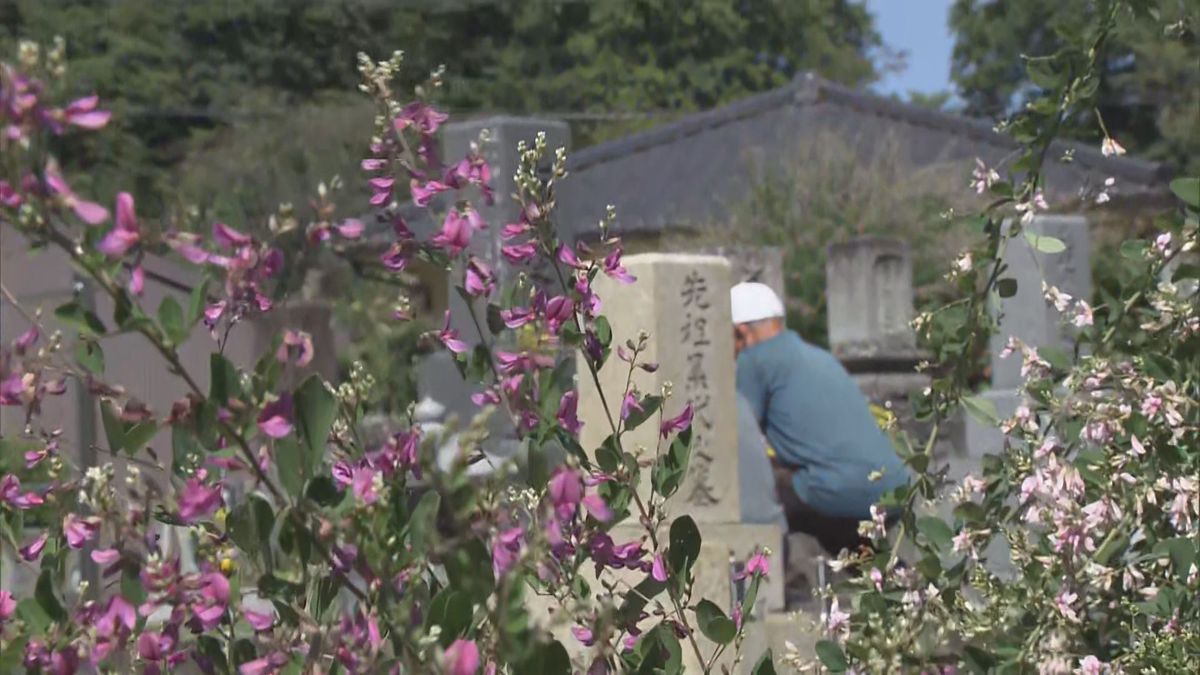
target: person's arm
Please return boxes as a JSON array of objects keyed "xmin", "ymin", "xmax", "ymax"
[{"xmin": 735, "ymin": 355, "xmax": 768, "ymax": 428}]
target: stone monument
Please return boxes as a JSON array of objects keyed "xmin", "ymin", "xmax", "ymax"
[
  {"xmin": 700, "ymin": 245, "xmax": 786, "ymax": 302},
  {"xmin": 574, "ymin": 252, "xmax": 786, "ymax": 670}
]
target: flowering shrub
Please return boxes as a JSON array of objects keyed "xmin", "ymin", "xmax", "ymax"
[
  {"xmin": 0, "ymin": 47, "xmax": 771, "ymax": 674},
  {"xmin": 803, "ymin": 2, "xmax": 1200, "ymax": 673}
]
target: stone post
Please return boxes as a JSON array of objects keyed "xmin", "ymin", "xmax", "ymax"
[
  {"xmin": 573, "ymin": 253, "xmax": 784, "ymax": 670},
  {"xmin": 963, "ymin": 215, "xmax": 1092, "ymax": 470}
]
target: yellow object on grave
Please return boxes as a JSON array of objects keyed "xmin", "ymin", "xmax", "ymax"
[{"xmin": 763, "ymin": 403, "xmax": 893, "ymax": 460}]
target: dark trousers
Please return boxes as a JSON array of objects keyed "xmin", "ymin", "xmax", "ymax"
[{"xmin": 772, "ymin": 464, "xmax": 875, "ymax": 556}]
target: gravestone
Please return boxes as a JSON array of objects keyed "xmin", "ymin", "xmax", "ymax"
[
  {"xmin": 964, "ymin": 215, "xmax": 1093, "ymax": 469},
  {"xmin": 417, "ymin": 117, "xmax": 572, "ymax": 440},
  {"xmin": 700, "ymin": 245, "xmax": 786, "ymax": 302},
  {"xmin": 826, "ymin": 237, "xmax": 923, "ymax": 368},
  {"xmin": 574, "ymin": 252, "xmax": 785, "ymax": 668}
]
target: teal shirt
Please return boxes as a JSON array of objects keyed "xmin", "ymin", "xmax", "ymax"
[{"xmin": 736, "ymin": 331, "xmax": 908, "ymax": 519}]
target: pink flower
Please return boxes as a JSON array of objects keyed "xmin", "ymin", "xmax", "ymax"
[
  {"xmin": 557, "ymin": 391, "xmax": 582, "ymax": 436},
  {"xmin": 178, "ymin": 479, "xmax": 223, "ymax": 523},
  {"xmin": 0, "ymin": 590, "xmax": 16, "ymax": 626},
  {"xmin": 581, "ymin": 493, "xmax": 613, "ymax": 522},
  {"xmin": 410, "ymin": 179, "xmax": 450, "ymax": 207},
  {"xmin": 19, "ymin": 531, "xmax": 48, "ymax": 561},
  {"xmin": 438, "ymin": 310, "xmax": 469, "ymax": 354},
  {"xmin": 501, "ymin": 241, "xmax": 538, "ymax": 264},
  {"xmin": 63, "ymin": 94, "xmax": 111, "ymax": 129},
  {"xmin": 165, "ymin": 231, "xmax": 210, "ymax": 265},
  {"xmin": 1078, "ymin": 655, "xmax": 1104, "ymax": 675},
  {"xmin": 464, "ymin": 258, "xmax": 495, "ymax": 297},
  {"xmin": 243, "ymin": 607, "xmax": 275, "ymax": 632},
  {"xmin": 90, "ymin": 548, "xmax": 120, "ymax": 564},
  {"xmin": 97, "ymin": 192, "xmax": 140, "ymax": 257},
  {"xmin": 500, "ymin": 306, "xmax": 534, "ymax": 328},
  {"xmin": 1, "ymin": 474, "xmax": 44, "ymax": 509},
  {"xmin": 652, "ymin": 553, "xmax": 668, "ymax": 582},
  {"xmin": 212, "ymin": 222, "xmax": 252, "ymax": 248},
  {"xmin": 431, "ymin": 209, "xmax": 473, "ymax": 255},
  {"xmin": 191, "ymin": 572, "xmax": 231, "ymax": 632},
  {"xmin": 44, "ymin": 165, "xmax": 108, "ymax": 225},
  {"xmin": 0, "ymin": 180, "xmax": 22, "ymax": 208},
  {"xmin": 442, "ymin": 639, "xmax": 480, "ymax": 675},
  {"xmin": 557, "ymin": 244, "xmax": 584, "ymax": 269},
  {"xmin": 603, "ymin": 247, "xmax": 636, "ymax": 284},
  {"xmin": 1101, "ymin": 137, "xmax": 1126, "ymax": 157},
  {"xmin": 257, "ymin": 394, "xmax": 294, "ymax": 438},
  {"xmin": 239, "ymin": 653, "xmax": 288, "ymax": 675},
  {"xmin": 351, "ymin": 464, "xmax": 380, "ymax": 505},
  {"xmin": 336, "ymin": 218, "xmax": 364, "ymax": 239},
  {"xmin": 660, "ymin": 403, "xmax": 694, "ymax": 438},
  {"xmin": 276, "ymin": 330, "xmax": 314, "ymax": 367},
  {"xmin": 543, "ymin": 295, "xmax": 574, "ymax": 334},
  {"xmin": 129, "ymin": 264, "xmax": 145, "ymax": 296},
  {"xmin": 621, "ymin": 392, "xmax": 643, "ymax": 421},
  {"xmin": 548, "ymin": 467, "xmax": 583, "ymax": 520},
  {"xmin": 63, "ymin": 513, "xmax": 101, "ymax": 548},
  {"xmin": 394, "ymin": 102, "xmax": 449, "ymax": 136},
  {"xmin": 492, "ymin": 527, "xmax": 524, "ymax": 579},
  {"xmin": 94, "ymin": 595, "xmax": 135, "ymax": 638},
  {"xmin": 737, "ymin": 551, "xmax": 770, "ymax": 580},
  {"xmin": 571, "ymin": 625, "xmax": 596, "ymax": 646}
]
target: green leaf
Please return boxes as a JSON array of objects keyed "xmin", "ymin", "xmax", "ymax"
[
  {"xmin": 694, "ymin": 599, "xmax": 737, "ymax": 644},
  {"xmin": 425, "ymin": 588, "xmax": 473, "ymax": 646},
  {"xmin": 274, "ymin": 437, "xmax": 305, "ymax": 497},
  {"xmin": 257, "ymin": 573, "xmax": 304, "ymax": 600},
  {"xmin": 617, "ymin": 576, "xmax": 667, "ymax": 625},
  {"xmin": 408, "ymin": 490, "xmax": 441, "ymax": 547},
  {"xmin": 996, "ymin": 278, "xmax": 1018, "ymax": 298},
  {"xmin": 209, "ymin": 353, "xmax": 240, "ymax": 405},
  {"xmin": 623, "ymin": 394, "xmax": 662, "ymax": 431},
  {"xmin": 186, "ymin": 279, "xmax": 210, "ymax": 326},
  {"xmin": 1025, "ymin": 56, "xmax": 1061, "ymax": 90},
  {"xmin": 667, "ymin": 515, "xmax": 701, "ymax": 577},
  {"xmin": 100, "ymin": 400, "xmax": 127, "ymax": 452},
  {"xmin": 1169, "ymin": 177, "xmax": 1199, "ymax": 208},
  {"xmin": 305, "ymin": 475, "xmax": 343, "ymax": 507},
  {"xmin": 158, "ymin": 296, "xmax": 188, "ymax": 345},
  {"xmin": 917, "ymin": 516, "xmax": 954, "ymax": 551},
  {"xmin": 652, "ymin": 426, "xmax": 692, "ymax": 499},
  {"xmin": 231, "ymin": 639, "xmax": 257, "ymax": 666},
  {"xmin": 123, "ymin": 420, "xmax": 158, "ymax": 455},
  {"xmin": 485, "ymin": 303, "xmax": 506, "ymax": 335},
  {"xmin": 75, "ymin": 339, "xmax": 105, "ymax": 374},
  {"xmin": 596, "ymin": 434, "xmax": 621, "ymax": 474},
  {"xmin": 172, "ymin": 426, "xmax": 202, "ymax": 478},
  {"xmin": 1154, "ymin": 537, "xmax": 1197, "ymax": 577},
  {"xmin": 594, "ymin": 315, "xmax": 613, "ymax": 347},
  {"xmin": 227, "ymin": 494, "xmax": 276, "ymax": 568},
  {"xmin": 54, "ymin": 300, "xmax": 107, "ymax": 335},
  {"xmin": 1120, "ymin": 239, "xmax": 1150, "ymax": 259},
  {"xmin": 961, "ymin": 395, "xmax": 999, "ymax": 427},
  {"xmin": 518, "ymin": 640, "xmax": 571, "ymax": 675},
  {"xmin": 1024, "ymin": 231, "xmax": 1066, "ymax": 254},
  {"xmin": 35, "ymin": 569, "xmax": 67, "ymax": 622},
  {"xmin": 294, "ymin": 375, "xmax": 336, "ymax": 472},
  {"xmin": 750, "ymin": 649, "xmax": 778, "ymax": 675},
  {"xmin": 196, "ymin": 636, "xmax": 230, "ymax": 675},
  {"xmin": 815, "ymin": 640, "xmax": 848, "ymax": 672}
]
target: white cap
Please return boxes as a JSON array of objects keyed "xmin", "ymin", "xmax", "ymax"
[{"xmin": 730, "ymin": 282, "xmax": 785, "ymax": 325}]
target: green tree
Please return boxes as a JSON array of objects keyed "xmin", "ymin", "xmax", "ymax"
[
  {"xmin": 949, "ymin": 0, "xmax": 1199, "ymax": 172},
  {"xmin": 2, "ymin": 0, "xmax": 882, "ymax": 222}
]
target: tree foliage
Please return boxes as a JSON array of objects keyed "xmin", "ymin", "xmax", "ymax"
[
  {"xmin": 949, "ymin": 0, "xmax": 1199, "ymax": 172},
  {"xmin": 1, "ymin": 0, "xmax": 882, "ymax": 224}
]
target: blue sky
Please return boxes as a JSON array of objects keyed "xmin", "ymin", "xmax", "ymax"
[{"xmin": 865, "ymin": 0, "xmax": 956, "ymax": 98}]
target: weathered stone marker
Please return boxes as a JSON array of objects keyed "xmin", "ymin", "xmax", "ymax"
[
  {"xmin": 700, "ymin": 245, "xmax": 786, "ymax": 304},
  {"xmin": 574, "ymin": 252, "xmax": 784, "ymax": 671}
]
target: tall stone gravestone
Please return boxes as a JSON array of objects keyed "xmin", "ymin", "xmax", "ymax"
[
  {"xmin": 574, "ymin": 253, "xmax": 784, "ymax": 669},
  {"xmin": 417, "ymin": 117, "xmax": 571, "ymax": 442},
  {"xmin": 963, "ymin": 215, "xmax": 1092, "ymax": 476},
  {"xmin": 700, "ymin": 245, "xmax": 786, "ymax": 302}
]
